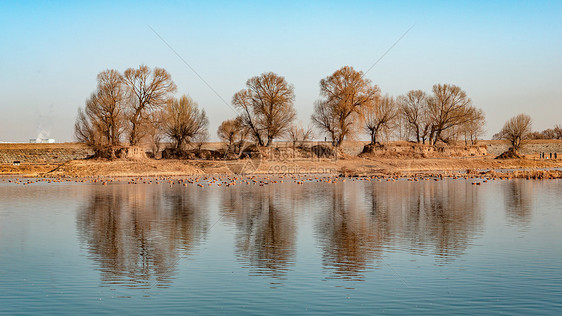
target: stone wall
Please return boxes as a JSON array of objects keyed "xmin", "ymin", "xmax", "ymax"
[
  {"xmin": 0, "ymin": 143, "xmax": 93, "ymax": 164},
  {"xmin": 339, "ymin": 141, "xmax": 488, "ymax": 157},
  {"xmin": 344, "ymin": 140, "xmax": 562, "ymax": 157},
  {"xmin": 485, "ymin": 140, "xmax": 562, "ymax": 156}
]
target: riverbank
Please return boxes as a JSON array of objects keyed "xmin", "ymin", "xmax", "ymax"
[
  {"xmin": 2, "ymin": 155, "xmax": 561, "ymax": 179},
  {"xmin": 1, "ymin": 141, "xmax": 561, "ymax": 179}
]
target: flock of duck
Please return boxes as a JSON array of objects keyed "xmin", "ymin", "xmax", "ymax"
[{"xmin": 1, "ymin": 172, "xmax": 521, "ymax": 187}]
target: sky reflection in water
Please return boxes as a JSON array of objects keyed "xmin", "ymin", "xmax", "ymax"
[{"xmin": 1, "ymin": 178, "xmax": 561, "ymax": 314}]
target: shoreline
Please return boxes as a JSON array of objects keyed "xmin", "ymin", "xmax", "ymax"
[
  {"xmin": 2, "ymin": 140, "xmax": 562, "ymax": 179},
  {"xmin": 2, "ymin": 156, "xmax": 561, "ymax": 180}
]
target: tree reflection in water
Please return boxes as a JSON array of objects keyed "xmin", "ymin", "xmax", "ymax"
[
  {"xmin": 77, "ymin": 178, "xmax": 486, "ymax": 286},
  {"xmin": 314, "ymin": 183, "xmax": 391, "ymax": 281},
  {"xmin": 398, "ymin": 180, "xmax": 483, "ymax": 264},
  {"xmin": 315, "ymin": 180, "xmax": 483, "ymax": 280},
  {"xmin": 504, "ymin": 180, "xmax": 533, "ymax": 226},
  {"xmin": 77, "ymin": 184, "xmax": 209, "ymax": 288},
  {"xmin": 220, "ymin": 185, "xmax": 297, "ymax": 280}
]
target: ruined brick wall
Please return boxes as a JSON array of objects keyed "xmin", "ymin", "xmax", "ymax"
[
  {"xmin": 0, "ymin": 143, "xmax": 93, "ymax": 164},
  {"xmin": 485, "ymin": 140, "xmax": 562, "ymax": 156},
  {"xmin": 343, "ymin": 140, "xmax": 562, "ymax": 157}
]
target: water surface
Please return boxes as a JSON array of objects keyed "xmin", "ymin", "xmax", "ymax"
[{"xmin": 1, "ymin": 177, "xmax": 561, "ymax": 314}]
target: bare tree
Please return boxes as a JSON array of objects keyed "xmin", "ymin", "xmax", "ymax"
[
  {"xmin": 397, "ymin": 90, "xmax": 432, "ymax": 143},
  {"xmin": 394, "ymin": 111, "xmax": 410, "ymax": 141},
  {"xmin": 93, "ymin": 69, "xmax": 126, "ymax": 146},
  {"xmin": 74, "ymin": 108, "xmax": 98, "ymax": 146},
  {"xmin": 217, "ymin": 118, "xmax": 239, "ymax": 151},
  {"xmin": 554, "ymin": 124, "xmax": 562, "ymax": 139},
  {"xmin": 427, "ymin": 84, "xmax": 475, "ymax": 145},
  {"xmin": 217, "ymin": 117, "xmax": 249, "ymax": 152},
  {"xmin": 542, "ymin": 128, "xmax": 556, "ymax": 139},
  {"xmin": 528, "ymin": 131, "xmax": 549, "ymax": 140},
  {"xmin": 74, "ymin": 69, "xmax": 126, "ymax": 151},
  {"xmin": 528, "ymin": 131, "xmax": 546, "ymax": 139},
  {"xmin": 311, "ymin": 99, "xmax": 339, "ymax": 145},
  {"xmin": 145, "ymin": 110, "xmax": 166, "ymax": 158},
  {"xmin": 218, "ymin": 116, "xmax": 251, "ymax": 155},
  {"xmin": 528, "ymin": 124, "xmax": 562, "ymax": 140},
  {"xmin": 362, "ymin": 95, "xmax": 398, "ymax": 145},
  {"xmin": 123, "ymin": 65, "xmax": 177, "ymax": 146},
  {"xmin": 497, "ymin": 114, "xmax": 532, "ymax": 151},
  {"xmin": 460, "ymin": 108, "xmax": 486, "ymax": 145},
  {"xmin": 287, "ymin": 123, "xmax": 314, "ymax": 148},
  {"xmin": 163, "ymin": 95, "xmax": 209, "ymax": 151},
  {"xmin": 192, "ymin": 129, "xmax": 209, "ymax": 152},
  {"xmin": 232, "ymin": 72, "xmax": 296, "ymax": 147},
  {"xmin": 311, "ymin": 66, "xmax": 379, "ymax": 147}
]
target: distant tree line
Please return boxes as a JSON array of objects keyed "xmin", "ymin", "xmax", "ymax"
[
  {"xmin": 527, "ymin": 125, "xmax": 562, "ymax": 140},
  {"xmin": 75, "ymin": 64, "xmax": 556, "ymax": 159}
]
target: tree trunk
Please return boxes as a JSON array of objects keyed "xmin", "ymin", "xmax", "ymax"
[
  {"xmin": 428, "ymin": 130, "xmax": 434, "ymax": 146},
  {"xmin": 433, "ymin": 130, "xmax": 441, "ymax": 145}
]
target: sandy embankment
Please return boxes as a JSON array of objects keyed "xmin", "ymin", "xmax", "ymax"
[
  {"xmin": 1, "ymin": 141, "xmax": 561, "ymax": 178},
  {"xmin": 1, "ymin": 156, "xmax": 561, "ymax": 179}
]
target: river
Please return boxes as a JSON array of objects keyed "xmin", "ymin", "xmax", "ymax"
[{"xmin": 1, "ymin": 176, "xmax": 561, "ymax": 314}]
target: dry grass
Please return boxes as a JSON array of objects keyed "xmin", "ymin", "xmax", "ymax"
[
  {"xmin": 3, "ymin": 156, "xmax": 562, "ymax": 178},
  {"xmin": 478, "ymin": 139, "xmax": 562, "ymax": 145},
  {"xmin": 2, "ymin": 140, "xmax": 562, "ymax": 178},
  {"xmin": 43, "ymin": 158, "xmax": 203, "ymax": 177},
  {"xmin": 0, "ymin": 163, "xmax": 59, "ymax": 177},
  {"xmin": 482, "ymin": 169, "xmax": 562, "ymax": 180}
]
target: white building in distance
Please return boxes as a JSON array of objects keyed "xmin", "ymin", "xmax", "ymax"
[{"xmin": 29, "ymin": 139, "xmax": 55, "ymax": 143}]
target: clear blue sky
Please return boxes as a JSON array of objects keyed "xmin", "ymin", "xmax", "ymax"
[{"xmin": 1, "ymin": 0, "xmax": 561, "ymax": 142}]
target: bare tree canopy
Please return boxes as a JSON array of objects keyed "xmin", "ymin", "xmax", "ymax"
[
  {"xmin": 555, "ymin": 124, "xmax": 562, "ymax": 139},
  {"xmin": 74, "ymin": 107, "xmax": 97, "ymax": 145},
  {"xmin": 232, "ymin": 72, "xmax": 296, "ymax": 147},
  {"xmin": 192, "ymin": 128, "xmax": 209, "ymax": 151},
  {"xmin": 217, "ymin": 118, "xmax": 239, "ymax": 149},
  {"xmin": 287, "ymin": 122, "xmax": 314, "ymax": 147},
  {"xmin": 362, "ymin": 94, "xmax": 398, "ymax": 145},
  {"xmin": 74, "ymin": 69, "xmax": 126, "ymax": 148},
  {"xmin": 395, "ymin": 85, "xmax": 486, "ymax": 145},
  {"xmin": 311, "ymin": 66, "xmax": 379, "ymax": 146},
  {"xmin": 123, "ymin": 65, "xmax": 177, "ymax": 146},
  {"xmin": 427, "ymin": 84, "xmax": 475, "ymax": 145},
  {"xmin": 460, "ymin": 107, "xmax": 486, "ymax": 145},
  {"xmin": 528, "ymin": 124, "xmax": 562, "ymax": 140},
  {"xmin": 217, "ymin": 116, "xmax": 250, "ymax": 155},
  {"xmin": 397, "ymin": 90, "xmax": 432, "ymax": 144},
  {"xmin": 164, "ymin": 95, "xmax": 209, "ymax": 150},
  {"xmin": 217, "ymin": 117, "xmax": 248, "ymax": 149},
  {"xmin": 497, "ymin": 113, "xmax": 532, "ymax": 151},
  {"xmin": 145, "ymin": 109, "xmax": 166, "ymax": 157}
]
